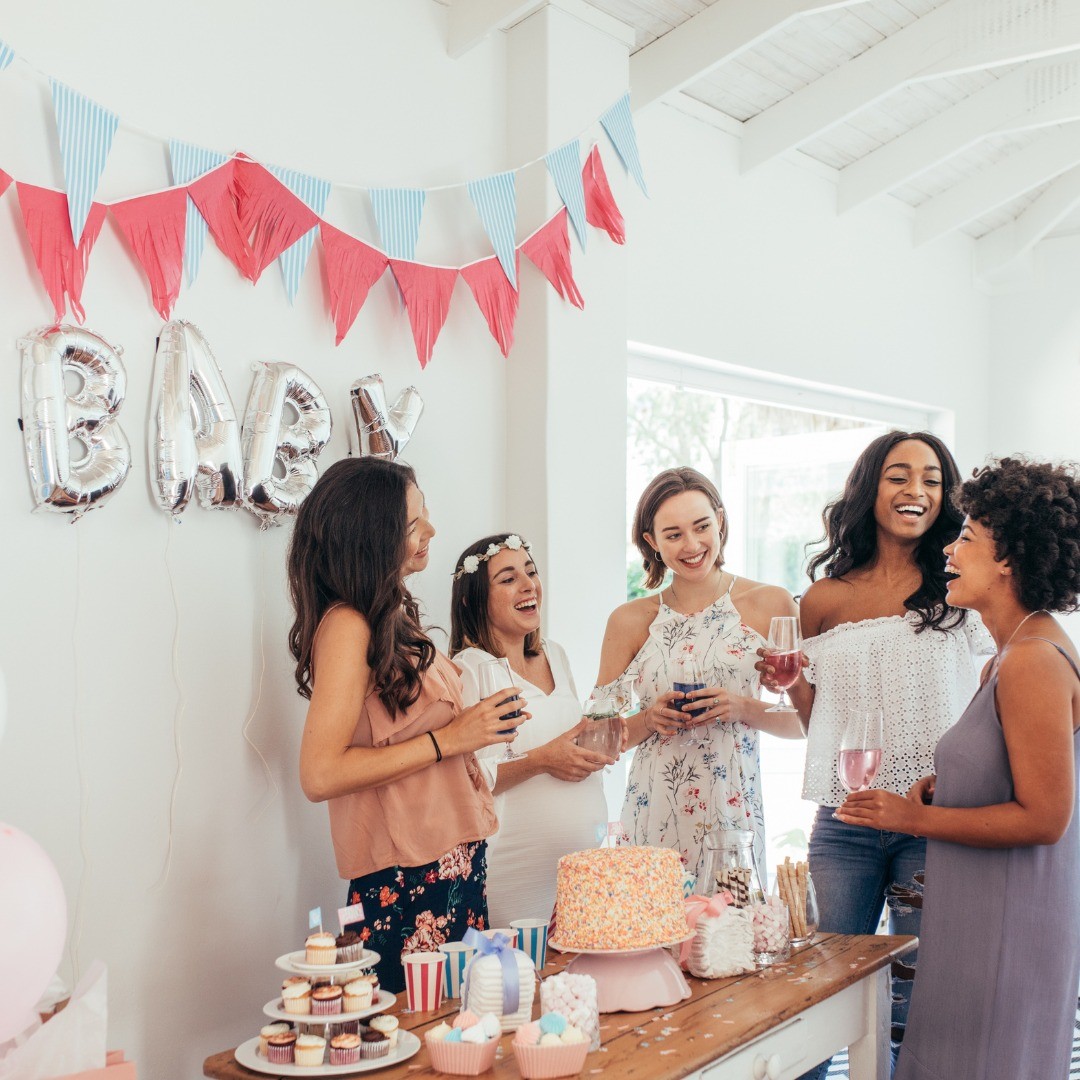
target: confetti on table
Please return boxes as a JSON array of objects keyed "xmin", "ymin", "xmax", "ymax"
[
  {"xmin": 703, "ymin": 1033, "xmax": 714, "ymax": 1039},
  {"xmin": 599, "ymin": 1047, "xmax": 608, "ymax": 1053},
  {"xmin": 640, "ymin": 1042, "xmax": 650, "ymax": 1048},
  {"xmin": 618, "ymin": 1025, "xmax": 630, "ymax": 1031},
  {"xmin": 712, "ymin": 1013, "xmax": 722, "ymax": 1019},
  {"xmin": 660, "ymin": 1027, "xmax": 680, "ymax": 1036},
  {"xmin": 723, "ymin": 1020, "xmax": 734, "ymax": 1024},
  {"xmin": 589, "ymin": 1069, "xmax": 604, "ymax": 1074},
  {"xmin": 660, "ymin": 1049, "xmax": 677, "ymax": 1056},
  {"xmin": 662, "ymin": 1012, "xmax": 673, "ymax": 1020}
]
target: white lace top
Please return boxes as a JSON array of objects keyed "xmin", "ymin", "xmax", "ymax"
[{"xmin": 802, "ymin": 611, "xmax": 995, "ymax": 805}]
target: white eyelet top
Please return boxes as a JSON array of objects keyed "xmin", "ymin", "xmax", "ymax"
[{"xmin": 802, "ymin": 611, "xmax": 995, "ymax": 806}]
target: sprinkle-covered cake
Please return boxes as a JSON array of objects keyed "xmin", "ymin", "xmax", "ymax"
[{"xmin": 553, "ymin": 846, "xmax": 689, "ymax": 950}]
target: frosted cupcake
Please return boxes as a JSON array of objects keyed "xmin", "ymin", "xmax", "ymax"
[
  {"xmin": 368, "ymin": 1014, "xmax": 399, "ymax": 1048},
  {"xmin": 259, "ymin": 1023, "xmax": 291, "ymax": 1055},
  {"xmin": 281, "ymin": 979, "xmax": 312, "ymax": 1015},
  {"xmin": 360, "ymin": 1029, "xmax": 390, "ymax": 1060},
  {"xmin": 329, "ymin": 1033, "xmax": 362, "ymax": 1066},
  {"xmin": 343, "ymin": 977, "xmax": 374, "ymax": 1012},
  {"xmin": 266, "ymin": 1031, "xmax": 297, "ymax": 1065},
  {"xmin": 311, "ymin": 984, "xmax": 344, "ymax": 1016},
  {"xmin": 336, "ymin": 930, "xmax": 364, "ymax": 963},
  {"xmin": 294, "ymin": 1034, "xmax": 326, "ymax": 1067},
  {"xmin": 305, "ymin": 931, "xmax": 338, "ymax": 965}
]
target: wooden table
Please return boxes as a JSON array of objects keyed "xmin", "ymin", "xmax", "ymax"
[{"xmin": 204, "ymin": 933, "xmax": 916, "ymax": 1080}]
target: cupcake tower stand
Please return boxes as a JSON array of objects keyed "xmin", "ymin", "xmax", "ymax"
[
  {"xmin": 547, "ymin": 937, "xmax": 693, "ymax": 1014},
  {"xmin": 232, "ymin": 949, "xmax": 421, "ymax": 1075}
]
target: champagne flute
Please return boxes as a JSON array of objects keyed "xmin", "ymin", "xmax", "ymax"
[
  {"xmin": 576, "ymin": 691, "xmax": 622, "ymax": 759},
  {"xmin": 837, "ymin": 708, "xmax": 884, "ymax": 794},
  {"xmin": 672, "ymin": 653, "xmax": 707, "ymax": 745},
  {"xmin": 764, "ymin": 616, "xmax": 801, "ymax": 714},
  {"xmin": 478, "ymin": 657, "xmax": 527, "ymax": 763}
]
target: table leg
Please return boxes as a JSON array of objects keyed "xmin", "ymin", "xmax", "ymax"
[{"xmin": 847, "ymin": 968, "xmax": 889, "ymax": 1080}]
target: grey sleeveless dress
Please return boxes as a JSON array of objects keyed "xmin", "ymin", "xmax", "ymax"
[{"xmin": 896, "ymin": 640, "xmax": 1080, "ymax": 1080}]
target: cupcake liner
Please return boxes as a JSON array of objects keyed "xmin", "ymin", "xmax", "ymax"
[
  {"xmin": 305, "ymin": 946, "xmax": 338, "ymax": 965},
  {"xmin": 512, "ymin": 1041, "xmax": 590, "ymax": 1079},
  {"xmin": 343, "ymin": 993, "xmax": 372, "ymax": 1012},
  {"xmin": 425, "ymin": 1035, "xmax": 500, "ymax": 1076},
  {"xmin": 329, "ymin": 1045, "xmax": 361, "ymax": 1065},
  {"xmin": 359, "ymin": 1039, "xmax": 391, "ymax": 1060},
  {"xmin": 282, "ymin": 997, "xmax": 312, "ymax": 1015},
  {"xmin": 267, "ymin": 1043, "xmax": 296, "ymax": 1065},
  {"xmin": 311, "ymin": 997, "xmax": 343, "ymax": 1015},
  {"xmin": 294, "ymin": 1044, "xmax": 325, "ymax": 1068},
  {"xmin": 337, "ymin": 943, "xmax": 364, "ymax": 963}
]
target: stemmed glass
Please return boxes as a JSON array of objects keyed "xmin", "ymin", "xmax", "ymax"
[
  {"xmin": 837, "ymin": 708, "xmax": 884, "ymax": 794},
  {"xmin": 478, "ymin": 657, "xmax": 527, "ymax": 763},
  {"xmin": 672, "ymin": 653, "xmax": 707, "ymax": 745},
  {"xmin": 764, "ymin": 617, "xmax": 801, "ymax": 714}
]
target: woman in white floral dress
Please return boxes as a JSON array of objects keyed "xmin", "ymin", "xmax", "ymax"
[{"xmin": 596, "ymin": 467, "xmax": 804, "ymax": 885}]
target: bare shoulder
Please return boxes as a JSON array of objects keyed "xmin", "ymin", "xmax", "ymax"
[
  {"xmin": 999, "ymin": 636, "xmax": 1079, "ymax": 686},
  {"xmin": 731, "ymin": 578, "xmax": 796, "ymax": 616},
  {"xmin": 597, "ymin": 596, "xmax": 659, "ymax": 683},
  {"xmin": 799, "ymin": 578, "xmax": 848, "ymax": 636},
  {"xmin": 606, "ymin": 595, "xmax": 661, "ymax": 635},
  {"xmin": 315, "ymin": 604, "xmax": 371, "ymax": 654}
]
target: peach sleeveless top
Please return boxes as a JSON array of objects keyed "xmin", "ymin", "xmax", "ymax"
[{"xmin": 328, "ymin": 650, "xmax": 497, "ymax": 879}]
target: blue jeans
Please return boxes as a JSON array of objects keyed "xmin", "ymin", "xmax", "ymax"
[{"xmin": 799, "ymin": 806, "xmax": 924, "ymax": 1080}]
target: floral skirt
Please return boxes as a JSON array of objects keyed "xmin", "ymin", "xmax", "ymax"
[{"xmin": 345, "ymin": 840, "xmax": 488, "ymax": 993}]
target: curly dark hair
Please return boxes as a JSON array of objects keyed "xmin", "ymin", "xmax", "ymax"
[
  {"xmin": 807, "ymin": 430, "xmax": 966, "ymax": 632},
  {"xmin": 956, "ymin": 457, "xmax": 1080, "ymax": 613}
]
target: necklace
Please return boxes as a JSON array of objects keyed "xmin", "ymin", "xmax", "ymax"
[
  {"xmin": 669, "ymin": 571, "xmax": 727, "ymax": 613},
  {"xmin": 999, "ymin": 609, "xmax": 1050, "ymax": 653}
]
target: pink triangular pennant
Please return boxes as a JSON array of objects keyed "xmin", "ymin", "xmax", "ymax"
[
  {"xmin": 233, "ymin": 158, "xmax": 319, "ymax": 282},
  {"xmin": 17, "ymin": 183, "xmax": 107, "ymax": 323},
  {"xmin": 0, "ymin": 170, "xmax": 12, "ymax": 200},
  {"xmin": 461, "ymin": 255, "xmax": 519, "ymax": 358},
  {"xmin": 187, "ymin": 159, "xmax": 254, "ymax": 280},
  {"xmin": 109, "ymin": 188, "xmax": 187, "ymax": 320},
  {"xmin": 389, "ymin": 260, "xmax": 458, "ymax": 369},
  {"xmin": 320, "ymin": 223, "xmax": 390, "ymax": 345},
  {"xmin": 583, "ymin": 145, "xmax": 625, "ymax": 245},
  {"xmin": 520, "ymin": 209, "xmax": 584, "ymax": 309}
]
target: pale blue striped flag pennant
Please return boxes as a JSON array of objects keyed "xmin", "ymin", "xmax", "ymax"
[
  {"xmin": 467, "ymin": 171, "xmax": 517, "ymax": 288},
  {"xmin": 169, "ymin": 140, "xmax": 229, "ymax": 285},
  {"xmin": 0, "ymin": 40, "xmax": 15, "ymax": 71},
  {"xmin": 50, "ymin": 79, "xmax": 120, "ymax": 244},
  {"xmin": 545, "ymin": 139, "xmax": 587, "ymax": 250},
  {"xmin": 600, "ymin": 93, "xmax": 648, "ymax": 196},
  {"xmin": 370, "ymin": 188, "xmax": 426, "ymax": 260},
  {"xmin": 269, "ymin": 165, "xmax": 331, "ymax": 303}
]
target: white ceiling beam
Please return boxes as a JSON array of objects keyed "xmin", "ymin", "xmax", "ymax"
[
  {"xmin": 914, "ymin": 125, "xmax": 1080, "ymax": 246},
  {"xmin": 974, "ymin": 165, "xmax": 1080, "ymax": 283},
  {"xmin": 742, "ymin": 0, "xmax": 1080, "ymax": 172},
  {"xmin": 630, "ymin": 0, "xmax": 873, "ymax": 111},
  {"xmin": 447, "ymin": 0, "xmax": 547, "ymax": 58},
  {"xmin": 840, "ymin": 55, "xmax": 1080, "ymax": 212}
]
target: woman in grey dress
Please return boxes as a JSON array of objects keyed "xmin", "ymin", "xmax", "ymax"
[{"xmin": 835, "ymin": 456, "xmax": 1080, "ymax": 1080}]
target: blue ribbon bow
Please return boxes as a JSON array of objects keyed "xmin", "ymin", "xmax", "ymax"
[{"xmin": 461, "ymin": 927, "xmax": 520, "ymax": 1015}]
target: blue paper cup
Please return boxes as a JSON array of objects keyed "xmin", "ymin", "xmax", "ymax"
[
  {"xmin": 438, "ymin": 941, "xmax": 475, "ymax": 999},
  {"xmin": 510, "ymin": 918, "xmax": 549, "ymax": 971}
]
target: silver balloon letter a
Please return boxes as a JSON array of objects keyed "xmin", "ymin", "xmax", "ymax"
[
  {"xmin": 149, "ymin": 321, "xmax": 244, "ymax": 514},
  {"xmin": 242, "ymin": 362, "xmax": 332, "ymax": 526},
  {"xmin": 19, "ymin": 325, "xmax": 131, "ymax": 517},
  {"xmin": 349, "ymin": 373, "xmax": 424, "ymax": 461}
]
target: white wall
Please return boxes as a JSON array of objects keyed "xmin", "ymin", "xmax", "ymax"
[{"xmin": 0, "ymin": 3, "xmax": 1010, "ymax": 1077}]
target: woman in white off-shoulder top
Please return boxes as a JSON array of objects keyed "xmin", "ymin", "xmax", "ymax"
[{"xmin": 759, "ymin": 432, "xmax": 992, "ymax": 1080}]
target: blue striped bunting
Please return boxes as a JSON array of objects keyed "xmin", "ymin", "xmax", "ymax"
[
  {"xmin": 269, "ymin": 165, "xmax": 331, "ymax": 303},
  {"xmin": 169, "ymin": 140, "xmax": 228, "ymax": 285},
  {"xmin": 370, "ymin": 188, "xmax": 426, "ymax": 261},
  {"xmin": 600, "ymin": 93, "xmax": 648, "ymax": 196},
  {"xmin": 544, "ymin": 139, "xmax": 587, "ymax": 250},
  {"xmin": 467, "ymin": 171, "xmax": 517, "ymax": 287},
  {"xmin": 0, "ymin": 40, "xmax": 14, "ymax": 71},
  {"xmin": 50, "ymin": 79, "xmax": 119, "ymax": 244}
]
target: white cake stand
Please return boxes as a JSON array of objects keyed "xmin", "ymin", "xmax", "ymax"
[{"xmin": 548, "ymin": 936, "xmax": 693, "ymax": 1013}]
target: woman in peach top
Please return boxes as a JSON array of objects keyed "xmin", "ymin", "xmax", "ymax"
[{"xmin": 287, "ymin": 458, "xmax": 526, "ymax": 992}]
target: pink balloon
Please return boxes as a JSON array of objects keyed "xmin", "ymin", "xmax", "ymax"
[{"xmin": 0, "ymin": 824, "xmax": 67, "ymax": 1043}]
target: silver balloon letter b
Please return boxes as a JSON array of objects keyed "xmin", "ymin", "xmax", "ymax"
[
  {"xmin": 242, "ymin": 362, "xmax": 332, "ymax": 525},
  {"xmin": 19, "ymin": 325, "xmax": 131, "ymax": 517}
]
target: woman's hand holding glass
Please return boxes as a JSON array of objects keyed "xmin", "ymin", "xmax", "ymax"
[
  {"xmin": 642, "ymin": 690, "xmax": 695, "ymax": 737},
  {"xmin": 676, "ymin": 686, "xmax": 748, "ymax": 726},
  {"xmin": 534, "ymin": 718, "xmax": 614, "ymax": 782},
  {"xmin": 754, "ymin": 647, "xmax": 810, "ymax": 695},
  {"xmin": 443, "ymin": 688, "xmax": 530, "ymax": 757}
]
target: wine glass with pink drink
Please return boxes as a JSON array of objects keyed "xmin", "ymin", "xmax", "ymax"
[
  {"xmin": 764, "ymin": 616, "xmax": 801, "ymax": 713},
  {"xmin": 838, "ymin": 708, "xmax": 884, "ymax": 794}
]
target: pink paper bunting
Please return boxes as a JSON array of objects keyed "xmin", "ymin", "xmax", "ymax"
[
  {"xmin": 187, "ymin": 159, "xmax": 254, "ymax": 280},
  {"xmin": 109, "ymin": 188, "xmax": 187, "ymax": 320},
  {"xmin": 0, "ymin": 170, "xmax": 12, "ymax": 200},
  {"xmin": 233, "ymin": 157, "xmax": 319, "ymax": 281},
  {"xmin": 583, "ymin": 146, "xmax": 625, "ymax": 245},
  {"xmin": 461, "ymin": 255, "xmax": 519, "ymax": 358},
  {"xmin": 320, "ymin": 223, "xmax": 389, "ymax": 345},
  {"xmin": 389, "ymin": 260, "xmax": 458, "ymax": 369},
  {"xmin": 17, "ymin": 183, "xmax": 106, "ymax": 323},
  {"xmin": 520, "ymin": 209, "xmax": 584, "ymax": 309}
]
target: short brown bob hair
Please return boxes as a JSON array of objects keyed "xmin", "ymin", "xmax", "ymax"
[{"xmin": 632, "ymin": 467, "xmax": 727, "ymax": 591}]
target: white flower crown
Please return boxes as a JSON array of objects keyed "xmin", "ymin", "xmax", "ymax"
[{"xmin": 453, "ymin": 535, "xmax": 533, "ymax": 580}]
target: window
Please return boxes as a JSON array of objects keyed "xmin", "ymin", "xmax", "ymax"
[{"xmin": 623, "ymin": 344, "xmax": 951, "ymax": 872}]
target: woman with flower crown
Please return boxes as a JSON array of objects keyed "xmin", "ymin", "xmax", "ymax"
[{"xmin": 450, "ymin": 532, "xmax": 612, "ymax": 925}]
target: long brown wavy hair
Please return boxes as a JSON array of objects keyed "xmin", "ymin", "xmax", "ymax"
[{"xmin": 287, "ymin": 457, "xmax": 436, "ymax": 714}]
